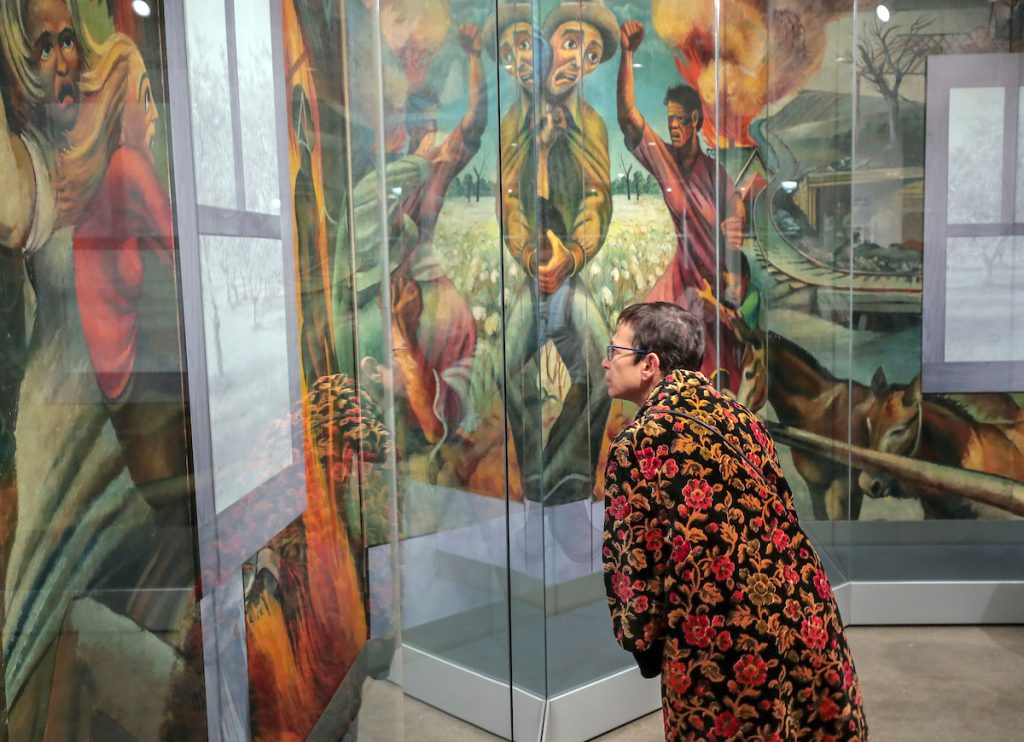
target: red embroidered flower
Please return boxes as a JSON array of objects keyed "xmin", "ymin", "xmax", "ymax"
[
  {"xmin": 657, "ymin": 444, "xmax": 669, "ymax": 457},
  {"xmin": 711, "ymin": 556, "xmax": 735, "ymax": 581},
  {"xmin": 818, "ymin": 696, "xmax": 840, "ymax": 721},
  {"xmin": 801, "ymin": 616, "xmax": 829, "ymax": 650},
  {"xmin": 645, "ymin": 528, "xmax": 664, "ymax": 552},
  {"xmin": 814, "ymin": 568, "xmax": 832, "ymax": 599},
  {"xmin": 771, "ymin": 528, "xmax": 790, "ymax": 551},
  {"xmin": 670, "ymin": 535, "xmax": 691, "ymax": 563},
  {"xmin": 782, "ymin": 564, "xmax": 799, "ymax": 584},
  {"xmin": 638, "ymin": 447, "xmax": 661, "ymax": 480},
  {"xmin": 663, "ymin": 661, "xmax": 691, "ymax": 695},
  {"xmin": 734, "ymin": 654, "xmax": 768, "ymax": 686},
  {"xmin": 682, "ymin": 614, "xmax": 715, "ymax": 647},
  {"xmin": 752, "ymin": 423, "xmax": 768, "ymax": 447},
  {"xmin": 682, "ymin": 479, "xmax": 713, "ymax": 510},
  {"xmin": 662, "ymin": 458, "xmax": 679, "ymax": 478},
  {"xmin": 716, "ymin": 630, "xmax": 733, "ymax": 651},
  {"xmin": 633, "ymin": 595, "xmax": 649, "ymax": 613},
  {"xmin": 611, "ymin": 572, "xmax": 634, "ymax": 601},
  {"xmin": 607, "ymin": 495, "xmax": 630, "ymax": 520},
  {"xmin": 843, "ymin": 661, "xmax": 855, "ymax": 689},
  {"xmin": 714, "ymin": 711, "xmax": 741, "ymax": 737},
  {"xmin": 784, "ymin": 599, "xmax": 802, "ymax": 620}
]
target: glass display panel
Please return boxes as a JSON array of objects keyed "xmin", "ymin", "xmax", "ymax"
[
  {"xmin": 0, "ymin": 1, "xmax": 204, "ymax": 737},
  {"xmin": 184, "ymin": 0, "xmax": 237, "ymax": 208},
  {"xmin": 234, "ymin": 0, "xmax": 280, "ymax": 215},
  {"xmin": 947, "ymin": 86, "xmax": 1004, "ymax": 225},
  {"xmin": 945, "ymin": 236, "xmax": 1024, "ymax": 363},
  {"xmin": 200, "ymin": 235, "xmax": 292, "ymax": 511},
  {"xmin": 1017, "ymin": 86, "xmax": 1024, "ymax": 222},
  {"xmin": 2, "ymin": 1, "xmax": 1021, "ymax": 740}
]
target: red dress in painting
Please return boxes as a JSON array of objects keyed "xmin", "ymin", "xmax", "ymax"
[
  {"xmin": 72, "ymin": 145, "xmax": 187, "ymax": 490},
  {"xmin": 631, "ymin": 122, "xmax": 743, "ymax": 391}
]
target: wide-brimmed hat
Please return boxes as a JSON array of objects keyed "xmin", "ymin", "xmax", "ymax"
[
  {"xmin": 483, "ymin": 1, "xmax": 535, "ymax": 60},
  {"xmin": 541, "ymin": 0, "xmax": 618, "ymax": 62}
]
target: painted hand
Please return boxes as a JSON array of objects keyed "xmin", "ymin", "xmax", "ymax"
[
  {"xmin": 459, "ymin": 23, "xmax": 482, "ymax": 56},
  {"xmin": 539, "ymin": 106, "xmax": 568, "ymax": 148},
  {"xmin": 538, "ymin": 230, "xmax": 574, "ymax": 294},
  {"xmin": 620, "ymin": 21, "xmax": 644, "ymax": 52},
  {"xmin": 695, "ymin": 278, "xmax": 737, "ymax": 322},
  {"xmin": 413, "ymin": 130, "xmax": 438, "ymax": 159},
  {"xmin": 721, "ymin": 215, "xmax": 744, "ymax": 250}
]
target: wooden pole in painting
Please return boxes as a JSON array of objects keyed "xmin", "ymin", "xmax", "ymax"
[{"xmin": 769, "ymin": 423, "xmax": 1024, "ymax": 518}]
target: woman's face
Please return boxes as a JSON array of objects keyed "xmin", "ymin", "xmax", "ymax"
[
  {"xmin": 26, "ymin": 0, "xmax": 80, "ymax": 133},
  {"xmin": 122, "ymin": 56, "xmax": 158, "ymax": 163}
]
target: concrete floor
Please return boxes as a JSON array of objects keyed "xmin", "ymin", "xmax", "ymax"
[{"xmin": 355, "ymin": 626, "xmax": 1024, "ymax": 741}]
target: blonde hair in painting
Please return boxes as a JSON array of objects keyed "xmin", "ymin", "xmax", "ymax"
[{"xmin": 56, "ymin": 31, "xmax": 143, "ymax": 227}]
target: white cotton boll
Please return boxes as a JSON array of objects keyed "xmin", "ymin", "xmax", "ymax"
[{"xmin": 601, "ymin": 286, "xmax": 613, "ymax": 306}]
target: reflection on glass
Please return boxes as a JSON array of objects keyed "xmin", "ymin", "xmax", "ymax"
[
  {"xmin": 201, "ymin": 236, "xmax": 292, "ymax": 510},
  {"xmin": 1017, "ymin": 86, "xmax": 1024, "ymax": 222},
  {"xmin": 945, "ymin": 236, "xmax": 1024, "ymax": 361},
  {"xmin": 948, "ymin": 87, "xmax": 1004, "ymax": 224},
  {"xmin": 185, "ymin": 0, "xmax": 237, "ymax": 208},
  {"xmin": 235, "ymin": 0, "xmax": 281, "ymax": 214}
]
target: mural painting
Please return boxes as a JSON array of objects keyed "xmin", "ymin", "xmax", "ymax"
[
  {"xmin": 268, "ymin": 8, "xmax": 1024, "ymax": 724},
  {"xmin": 0, "ymin": 0, "xmax": 204, "ymax": 738},
  {"xmin": 356, "ymin": 0, "xmax": 1024, "ymax": 528},
  {"xmin": 0, "ymin": 0, "xmax": 1019, "ymax": 739}
]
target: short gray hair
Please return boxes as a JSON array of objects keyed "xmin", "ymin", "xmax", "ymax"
[{"xmin": 616, "ymin": 302, "xmax": 704, "ymax": 373}]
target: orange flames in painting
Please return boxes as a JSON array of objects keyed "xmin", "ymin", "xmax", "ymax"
[
  {"xmin": 652, "ymin": 0, "xmax": 874, "ymax": 147},
  {"xmin": 245, "ymin": 429, "xmax": 368, "ymax": 742}
]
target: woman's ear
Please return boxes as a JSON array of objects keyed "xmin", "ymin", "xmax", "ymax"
[{"xmin": 642, "ymin": 351, "xmax": 662, "ymax": 380}]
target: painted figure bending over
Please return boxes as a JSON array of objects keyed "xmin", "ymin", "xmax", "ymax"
[
  {"xmin": 617, "ymin": 21, "xmax": 747, "ymax": 392},
  {"xmin": 602, "ymin": 302, "xmax": 868, "ymax": 741},
  {"xmin": 387, "ymin": 22, "xmax": 487, "ymax": 448}
]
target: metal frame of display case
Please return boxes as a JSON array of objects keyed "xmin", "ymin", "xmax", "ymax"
[{"xmin": 166, "ymin": 0, "xmax": 305, "ymax": 737}]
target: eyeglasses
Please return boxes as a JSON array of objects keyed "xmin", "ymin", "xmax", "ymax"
[{"xmin": 606, "ymin": 344, "xmax": 649, "ymax": 362}]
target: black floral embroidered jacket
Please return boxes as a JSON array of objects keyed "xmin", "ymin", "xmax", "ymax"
[{"xmin": 603, "ymin": 369, "xmax": 867, "ymax": 741}]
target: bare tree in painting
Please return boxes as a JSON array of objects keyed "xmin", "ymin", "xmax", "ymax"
[
  {"xmin": 618, "ymin": 154, "xmax": 635, "ymax": 200},
  {"xmin": 857, "ymin": 16, "xmax": 933, "ymax": 151},
  {"xmin": 470, "ymin": 157, "xmax": 488, "ymax": 202}
]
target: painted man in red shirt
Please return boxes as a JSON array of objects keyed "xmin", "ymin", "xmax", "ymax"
[{"xmin": 617, "ymin": 21, "xmax": 747, "ymax": 393}]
